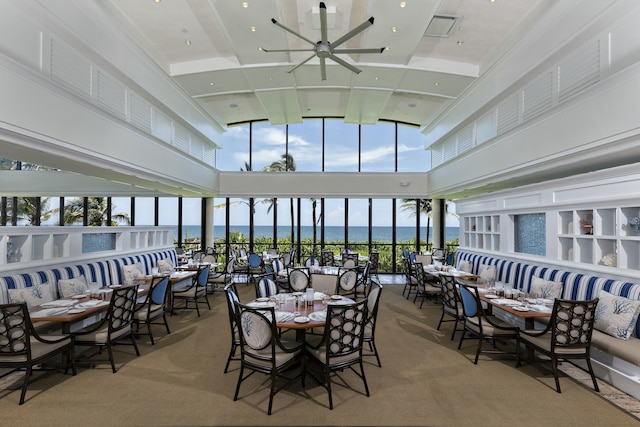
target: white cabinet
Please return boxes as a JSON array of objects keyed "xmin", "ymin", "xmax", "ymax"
[{"xmin": 462, "ymin": 215, "xmax": 500, "ymax": 251}]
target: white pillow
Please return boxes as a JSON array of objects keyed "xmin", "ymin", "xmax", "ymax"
[
  {"xmin": 478, "ymin": 264, "xmax": 496, "ymax": 283},
  {"xmin": 58, "ymin": 275, "xmax": 89, "ymax": 298},
  {"xmin": 8, "ymin": 283, "xmax": 54, "ymax": 308},
  {"xmin": 122, "ymin": 263, "xmax": 145, "ymax": 284},
  {"xmin": 157, "ymin": 259, "xmax": 175, "ymax": 274},
  {"xmin": 530, "ymin": 276, "xmax": 563, "ymax": 299},
  {"xmin": 595, "ymin": 290, "xmax": 640, "ymax": 340},
  {"xmin": 458, "ymin": 260, "xmax": 472, "ymax": 273}
]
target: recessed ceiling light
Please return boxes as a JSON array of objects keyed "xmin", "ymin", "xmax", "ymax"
[
  {"xmin": 258, "ymin": 46, "xmax": 263, "ymax": 51},
  {"xmin": 185, "ymin": 40, "xmax": 191, "ymax": 45},
  {"xmin": 434, "ymin": 82, "xmax": 439, "ymax": 86},
  {"xmin": 400, "ymin": 2, "xmax": 406, "ymax": 7},
  {"xmin": 391, "ymin": 27, "xmax": 397, "ymax": 32},
  {"xmin": 209, "ymin": 82, "xmax": 215, "ymax": 86},
  {"xmin": 250, "ymin": 26, "xmax": 256, "ymax": 32},
  {"xmin": 374, "ymin": 77, "xmax": 379, "ymax": 80},
  {"xmin": 385, "ymin": 46, "xmax": 390, "ymax": 51},
  {"xmin": 242, "ymin": 2, "xmax": 249, "ymax": 8},
  {"xmin": 457, "ymin": 40, "xmax": 463, "ymax": 45},
  {"xmin": 154, "ymin": 0, "xmax": 161, "ymax": 3}
]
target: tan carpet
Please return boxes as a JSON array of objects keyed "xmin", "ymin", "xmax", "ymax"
[{"xmin": 1, "ymin": 283, "xmax": 638, "ymax": 427}]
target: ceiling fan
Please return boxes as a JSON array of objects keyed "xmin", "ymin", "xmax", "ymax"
[{"xmin": 262, "ymin": 2, "xmax": 384, "ymax": 81}]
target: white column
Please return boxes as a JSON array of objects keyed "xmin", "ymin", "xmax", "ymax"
[{"xmin": 205, "ymin": 197, "xmax": 214, "ymax": 249}]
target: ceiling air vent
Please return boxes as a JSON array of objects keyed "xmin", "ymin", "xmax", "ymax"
[{"xmin": 425, "ymin": 15, "xmax": 458, "ymax": 37}]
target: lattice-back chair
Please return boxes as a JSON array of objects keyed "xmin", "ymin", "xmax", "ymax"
[
  {"xmin": 0, "ymin": 303, "xmax": 76, "ymax": 404},
  {"xmin": 208, "ymin": 258, "xmax": 235, "ymax": 292},
  {"xmin": 368, "ymin": 250, "xmax": 380, "ymax": 280},
  {"xmin": 134, "ymin": 275, "xmax": 171, "ymax": 345},
  {"xmin": 234, "ymin": 302, "xmax": 305, "ymax": 415},
  {"xmin": 402, "ymin": 257, "xmax": 418, "ymax": 299},
  {"xmin": 305, "ymin": 299, "xmax": 369, "ymax": 410},
  {"xmin": 413, "ymin": 262, "xmax": 441, "ymax": 308},
  {"xmin": 74, "ymin": 285, "xmax": 140, "ymax": 373},
  {"xmin": 457, "ymin": 284, "xmax": 518, "ymax": 364},
  {"xmin": 355, "ymin": 262, "xmax": 371, "ymax": 298},
  {"xmin": 431, "ymin": 247, "xmax": 446, "ymax": 264},
  {"xmin": 363, "ymin": 281, "xmax": 383, "ymax": 367},
  {"xmin": 223, "ymin": 283, "xmax": 240, "ymax": 373},
  {"xmin": 271, "ymin": 258, "xmax": 289, "ymax": 290},
  {"xmin": 321, "ymin": 249, "xmax": 335, "ymax": 267},
  {"xmin": 436, "ymin": 273, "xmax": 465, "ymax": 340},
  {"xmin": 337, "ymin": 267, "xmax": 358, "ymax": 299},
  {"xmin": 516, "ymin": 298, "xmax": 600, "ymax": 393},
  {"xmin": 341, "ymin": 252, "xmax": 359, "ymax": 267},
  {"xmin": 171, "ymin": 264, "xmax": 211, "ymax": 316},
  {"xmin": 286, "ymin": 268, "xmax": 309, "ymax": 292},
  {"xmin": 255, "ymin": 277, "xmax": 279, "ymax": 298}
]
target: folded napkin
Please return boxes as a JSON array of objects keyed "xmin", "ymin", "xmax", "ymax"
[
  {"xmin": 31, "ymin": 308, "xmax": 69, "ymax": 317},
  {"xmin": 493, "ymin": 299, "xmax": 521, "ymax": 306},
  {"xmin": 41, "ymin": 300, "xmax": 76, "ymax": 308},
  {"xmin": 529, "ymin": 304, "xmax": 552, "ymax": 313},
  {"xmin": 275, "ymin": 312, "xmax": 295, "ymax": 322},
  {"xmin": 314, "ymin": 292, "xmax": 327, "ymax": 300},
  {"xmin": 77, "ymin": 300, "xmax": 108, "ymax": 308},
  {"xmin": 309, "ymin": 311, "xmax": 327, "ymax": 321}
]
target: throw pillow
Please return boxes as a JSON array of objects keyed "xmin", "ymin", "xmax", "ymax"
[
  {"xmin": 530, "ymin": 276, "xmax": 563, "ymax": 299},
  {"xmin": 157, "ymin": 258, "xmax": 175, "ymax": 274},
  {"xmin": 478, "ymin": 264, "xmax": 495, "ymax": 283},
  {"xmin": 58, "ymin": 275, "xmax": 89, "ymax": 298},
  {"xmin": 8, "ymin": 283, "xmax": 53, "ymax": 308},
  {"xmin": 458, "ymin": 260, "xmax": 472, "ymax": 273},
  {"xmin": 595, "ymin": 290, "xmax": 640, "ymax": 340},
  {"xmin": 122, "ymin": 263, "xmax": 145, "ymax": 284}
]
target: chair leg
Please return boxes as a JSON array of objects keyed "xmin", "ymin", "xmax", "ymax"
[
  {"xmin": 473, "ymin": 336, "xmax": 483, "ymax": 364},
  {"xmin": 268, "ymin": 371, "xmax": 276, "ymax": 415},
  {"xmin": 326, "ymin": 368, "xmax": 334, "ymax": 410},
  {"xmin": 233, "ymin": 365, "xmax": 244, "ymax": 401},
  {"xmin": 457, "ymin": 330, "xmax": 466, "ymax": 350},
  {"xmin": 107, "ymin": 344, "xmax": 117, "ymax": 373},
  {"xmin": 130, "ymin": 333, "xmax": 141, "ymax": 356},
  {"xmin": 224, "ymin": 343, "xmax": 238, "ymax": 374},
  {"xmin": 19, "ymin": 365, "xmax": 32, "ymax": 405},
  {"xmin": 585, "ymin": 357, "xmax": 600, "ymax": 392},
  {"xmin": 359, "ymin": 360, "xmax": 370, "ymax": 397},
  {"xmin": 204, "ymin": 294, "xmax": 211, "ymax": 310},
  {"xmin": 162, "ymin": 314, "xmax": 171, "ymax": 335},
  {"xmin": 450, "ymin": 319, "xmax": 458, "ymax": 341},
  {"xmin": 551, "ymin": 355, "xmax": 561, "ymax": 393},
  {"xmin": 147, "ymin": 321, "xmax": 155, "ymax": 346}
]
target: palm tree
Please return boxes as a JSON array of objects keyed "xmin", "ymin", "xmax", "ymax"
[
  {"xmin": 63, "ymin": 197, "xmax": 130, "ymax": 226},
  {"xmin": 401, "ymin": 199, "xmax": 457, "ymax": 252},
  {"xmin": 265, "ymin": 154, "xmax": 297, "ymax": 248},
  {"xmin": 16, "ymin": 197, "xmax": 57, "ymax": 225}
]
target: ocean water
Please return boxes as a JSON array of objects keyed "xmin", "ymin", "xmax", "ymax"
[{"xmin": 173, "ymin": 225, "xmax": 460, "ymax": 243}]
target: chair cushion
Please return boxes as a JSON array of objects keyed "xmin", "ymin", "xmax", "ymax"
[
  {"xmin": 530, "ymin": 276, "xmax": 563, "ymax": 299},
  {"xmin": 478, "ymin": 265, "xmax": 496, "ymax": 283},
  {"xmin": 595, "ymin": 290, "xmax": 640, "ymax": 340},
  {"xmin": 1, "ymin": 336, "xmax": 72, "ymax": 362},
  {"xmin": 458, "ymin": 260, "xmax": 472, "ymax": 273},
  {"xmin": 58, "ymin": 275, "xmax": 89, "ymax": 298},
  {"xmin": 134, "ymin": 304, "xmax": 164, "ymax": 321},
  {"xmin": 8, "ymin": 283, "xmax": 55, "ymax": 308},
  {"xmin": 307, "ymin": 344, "xmax": 361, "ymax": 366},
  {"xmin": 519, "ymin": 331, "xmax": 590, "ymax": 355},
  {"xmin": 156, "ymin": 259, "xmax": 175, "ymax": 274},
  {"xmin": 75, "ymin": 324, "xmax": 132, "ymax": 345},
  {"xmin": 122, "ymin": 263, "xmax": 145, "ymax": 284}
]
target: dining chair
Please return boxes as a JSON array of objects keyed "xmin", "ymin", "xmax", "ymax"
[
  {"xmin": 431, "ymin": 247, "xmax": 447, "ymax": 264},
  {"xmin": 0, "ymin": 303, "xmax": 76, "ymax": 404},
  {"xmin": 355, "ymin": 262, "xmax": 371, "ymax": 298},
  {"xmin": 223, "ymin": 283, "xmax": 241, "ymax": 373},
  {"xmin": 271, "ymin": 258, "xmax": 289, "ymax": 290},
  {"xmin": 255, "ymin": 276, "xmax": 279, "ymax": 298},
  {"xmin": 320, "ymin": 249, "xmax": 334, "ymax": 267},
  {"xmin": 305, "ymin": 298, "xmax": 369, "ymax": 410},
  {"xmin": 233, "ymin": 302, "xmax": 305, "ymax": 415},
  {"xmin": 341, "ymin": 252, "xmax": 359, "ymax": 267},
  {"xmin": 436, "ymin": 273, "xmax": 465, "ymax": 340},
  {"xmin": 171, "ymin": 264, "xmax": 211, "ymax": 317},
  {"xmin": 288, "ymin": 268, "xmax": 310, "ymax": 292},
  {"xmin": 402, "ymin": 257, "xmax": 418, "ymax": 299},
  {"xmin": 310, "ymin": 273, "xmax": 338, "ymax": 295},
  {"xmin": 74, "ymin": 285, "xmax": 140, "ymax": 373},
  {"xmin": 413, "ymin": 262, "xmax": 442, "ymax": 308},
  {"xmin": 368, "ymin": 250, "xmax": 380, "ymax": 280},
  {"xmin": 133, "ymin": 275, "xmax": 171, "ymax": 345},
  {"xmin": 516, "ymin": 298, "xmax": 600, "ymax": 393},
  {"xmin": 247, "ymin": 253, "xmax": 264, "ymax": 283},
  {"xmin": 207, "ymin": 258, "xmax": 234, "ymax": 292},
  {"xmin": 337, "ymin": 267, "xmax": 358, "ymax": 299},
  {"xmin": 363, "ymin": 281, "xmax": 383, "ymax": 367},
  {"xmin": 457, "ymin": 284, "xmax": 518, "ymax": 364},
  {"xmin": 304, "ymin": 256, "xmax": 320, "ymax": 268}
]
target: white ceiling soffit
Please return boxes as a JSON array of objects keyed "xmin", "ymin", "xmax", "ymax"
[{"xmin": 106, "ymin": 0, "xmax": 546, "ymax": 127}]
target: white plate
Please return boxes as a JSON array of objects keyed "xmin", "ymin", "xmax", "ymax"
[
  {"xmin": 109, "ymin": 284, "xmax": 122, "ymax": 288},
  {"xmin": 330, "ymin": 295, "xmax": 342, "ymax": 300},
  {"xmin": 484, "ymin": 294, "xmax": 499, "ymax": 299},
  {"xmin": 292, "ymin": 292, "xmax": 304, "ymax": 296},
  {"xmin": 67, "ymin": 308, "xmax": 86, "ymax": 314},
  {"xmin": 256, "ymin": 297, "xmax": 270, "ymax": 302},
  {"xmin": 71, "ymin": 294, "xmax": 87, "ymax": 299},
  {"xmin": 294, "ymin": 316, "xmax": 310, "ymax": 323},
  {"xmin": 513, "ymin": 306, "xmax": 530, "ymax": 312}
]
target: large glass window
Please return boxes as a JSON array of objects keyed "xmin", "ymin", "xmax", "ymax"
[
  {"xmin": 360, "ymin": 122, "xmax": 396, "ymax": 172},
  {"xmin": 324, "ymin": 119, "xmax": 359, "ymax": 172},
  {"xmin": 397, "ymin": 124, "xmax": 429, "ymax": 172}
]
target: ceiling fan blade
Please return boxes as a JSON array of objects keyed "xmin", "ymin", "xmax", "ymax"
[
  {"xmin": 319, "ymin": 2, "xmax": 328, "ymax": 44},
  {"xmin": 328, "ymin": 54, "xmax": 362, "ymax": 74},
  {"xmin": 331, "ymin": 17, "xmax": 374, "ymax": 49},
  {"xmin": 287, "ymin": 53, "xmax": 317, "ymax": 74},
  {"xmin": 271, "ymin": 18, "xmax": 316, "ymax": 46},
  {"xmin": 262, "ymin": 48, "xmax": 315, "ymax": 53},
  {"xmin": 320, "ymin": 57, "xmax": 327, "ymax": 81},
  {"xmin": 332, "ymin": 48, "xmax": 385, "ymax": 55}
]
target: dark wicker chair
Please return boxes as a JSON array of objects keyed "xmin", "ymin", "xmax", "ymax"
[
  {"xmin": 436, "ymin": 273, "xmax": 465, "ymax": 340},
  {"xmin": 516, "ymin": 298, "xmax": 600, "ymax": 393},
  {"xmin": 363, "ymin": 281, "xmax": 383, "ymax": 367},
  {"xmin": 171, "ymin": 264, "xmax": 211, "ymax": 316},
  {"xmin": 413, "ymin": 262, "xmax": 442, "ymax": 308},
  {"xmin": 134, "ymin": 275, "xmax": 171, "ymax": 345},
  {"xmin": 223, "ymin": 283, "xmax": 240, "ymax": 373}
]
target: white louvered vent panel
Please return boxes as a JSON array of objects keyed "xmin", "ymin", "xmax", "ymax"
[
  {"xmin": 190, "ymin": 137, "xmax": 205, "ymax": 161},
  {"xmin": 129, "ymin": 93, "xmax": 152, "ymax": 134},
  {"xmin": 203, "ymin": 146, "xmax": 216, "ymax": 166},
  {"xmin": 522, "ymin": 71, "xmax": 553, "ymax": 122},
  {"xmin": 173, "ymin": 124, "xmax": 190, "ymax": 153},
  {"xmin": 558, "ymin": 40, "xmax": 600, "ymax": 102},
  {"xmin": 457, "ymin": 124, "xmax": 474, "ymax": 154},
  {"xmin": 96, "ymin": 71, "xmax": 126, "ymax": 120},
  {"xmin": 430, "ymin": 145, "xmax": 443, "ymax": 167},
  {"xmin": 49, "ymin": 39, "xmax": 92, "ymax": 99},
  {"xmin": 496, "ymin": 93, "xmax": 520, "ymax": 135},
  {"xmin": 443, "ymin": 137, "xmax": 457, "ymax": 162}
]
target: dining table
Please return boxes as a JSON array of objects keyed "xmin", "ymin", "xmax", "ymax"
[
  {"xmin": 29, "ymin": 282, "xmax": 149, "ymax": 333},
  {"xmin": 247, "ymin": 292, "xmax": 355, "ymax": 341},
  {"xmin": 478, "ymin": 290, "xmax": 552, "ymax": 329}
]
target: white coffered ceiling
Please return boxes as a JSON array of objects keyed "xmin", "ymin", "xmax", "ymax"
[{"xmin": 102, "ymin": 0, "xmax": 544, "ymax": 129}]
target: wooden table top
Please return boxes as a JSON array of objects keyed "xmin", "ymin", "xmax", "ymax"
[{"xmin": 479, "ymin": 294, "xmax": 552, "ymax": 320}]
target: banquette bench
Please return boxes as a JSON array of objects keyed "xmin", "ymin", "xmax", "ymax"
[
  {"xmin": 0, "ymin": 248, "xmax": 177, "ymax": 325},
  {"xmin": 455, "ymin": 249, "xmax": 640, "ymax": 399}
]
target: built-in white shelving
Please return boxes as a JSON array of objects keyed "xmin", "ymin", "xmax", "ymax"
[{"xmin": 462, "ymin": 215, "xmax": 501, "ymax": 252}]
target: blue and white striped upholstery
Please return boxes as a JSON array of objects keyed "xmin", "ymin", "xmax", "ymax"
[{"xmin": 256, "ymin": 278, "xmax": 278, "ymax": 298}]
